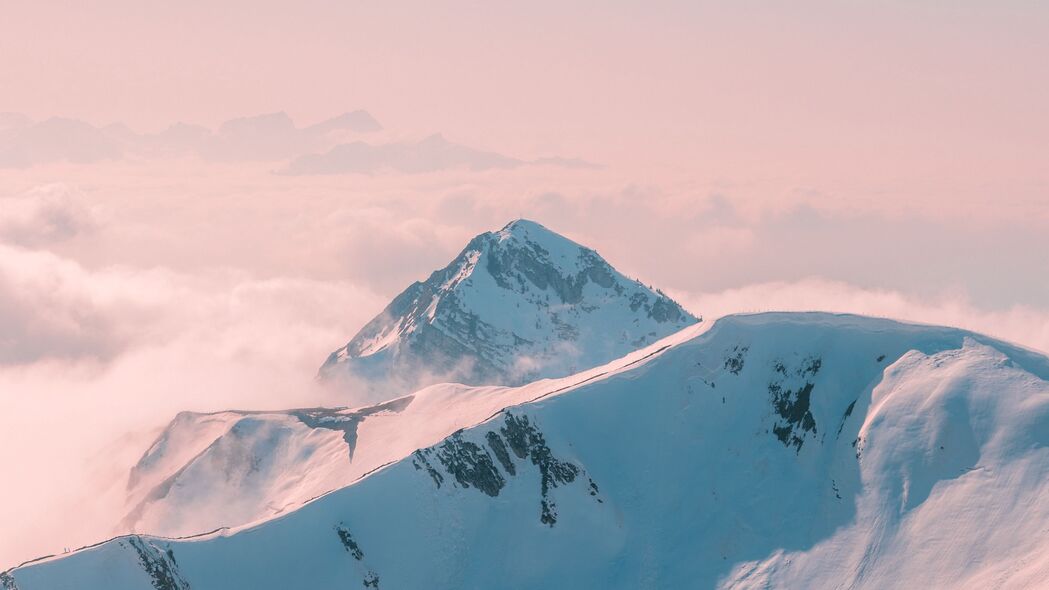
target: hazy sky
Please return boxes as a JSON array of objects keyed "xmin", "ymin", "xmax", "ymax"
[
  {"xmin": 4, "ymin": 1, "xmax": 1047, "ymax": 173},
  {"xmin": 1, "ymin": 0, "xmax": 1048, "ymax": 570}
]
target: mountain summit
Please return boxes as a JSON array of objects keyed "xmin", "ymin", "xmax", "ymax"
[{"xmin": 320, "ymin": 219, "xmax": 697, "ymax": 397}]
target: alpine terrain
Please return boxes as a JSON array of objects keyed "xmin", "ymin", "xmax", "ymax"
[
  {"xmin": 115, "ymin": 220, "xmax": 698, "ymax": 539},
  {"xmin": 9, "ymin": 313, "xmax": 1049, "ymax": 589},
  {"xmin": 318, "ymin": 219, "xmax": 698, "ymax": 397}
]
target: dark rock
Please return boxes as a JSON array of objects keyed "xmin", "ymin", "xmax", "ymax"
[
  {"xmin": 837, "ymin": 400, "xmax": 857, "ymax": 436},
  {"xmin": 335, "ymin": 524, "xmax": 364, "ymax": 560},
  {"xmin": 485, "ymin": 431, "xmax": 516, "ymax": 475},
  {"xmin": 767, "ymin": 355, "xmax": 824, "ymax": 452},
  {"xmin": 770, "ymin": 382, "xmax": 817, "ymax": 452},
  {"xmin": 499, "ymin": 413, "xmax": 581, "ymax": 526},
  {"xmin": 291, "ymin": 396, "xmax": 413, "ymax": 459},
  {"xmin": 124, "ymin": 537, "xmax": 189, "ymax": 590},
  {"xmin": 725, "ymin": 345, "xmax": 749, "ymax": 375},
  {"xmin": 428, "ymin": 432, "xmax": 505, "ymax": 497},
  {"xmin": 414, "ymin": 412, "xmax": 598, "ymax": 526},
  {"xmin": 412, "ymin": 451, "xmax": 444, "ymax": 488}
]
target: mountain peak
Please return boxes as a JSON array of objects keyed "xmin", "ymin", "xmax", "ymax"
[
  {"xmin": 320, "ymin": 220, "xmax": 698, "ymax": 398},
  {"xmin": 419, "ymin": 132, "xmax": 450, "ymax": 146},
  {"xmin": 495, "ymin": 218, "xmax": 574, "ymax": 247},
  {"xmin": 304, "ymin": 110, "xmax": 382, "ymax": 135},
  {"xmin": 498, "ymin": 217, "xmax": 549, "ymax": 235}
]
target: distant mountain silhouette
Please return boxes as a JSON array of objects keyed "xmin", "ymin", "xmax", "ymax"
[
  {"xmin": 282, "ymin": 133, "xmax": 600, "ymax": 175},
  {"xmin": 0, "ymin": 111, "xmax": 597, "ymax": 172},
  {"xmin": 0, "ymin": 111, "xmax": 383, "ymax": 167}
]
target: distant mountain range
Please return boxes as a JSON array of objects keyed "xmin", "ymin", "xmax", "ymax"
[
  {"xmin": 281, "ymin": 134, "xmax": 600, "ymax": 174},
  {"xmin": 0, "ymin": 110, "xmax": 379, "ymax": 167},
  {"xmin": 0, "ymin": 112, "xmax": 597, "ymax": 172}
]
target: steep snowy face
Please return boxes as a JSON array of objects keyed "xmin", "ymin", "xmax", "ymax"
[
  {"xmin": 319, "ymin": 219, "xmax": 697, "ymax": 397},
  {"xmin": 14, "ymin": 313, "xmax": 1049, "ymax": 589}
]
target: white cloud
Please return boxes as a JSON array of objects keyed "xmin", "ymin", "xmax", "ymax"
[
  {"xmin": 0, "ymin": 244, "xmax": 171, "ymax": 364},
  {"xmin": 676, "ymin": 278, "xmax": 1049, "ymax": 356},
  {"xmin": 0, "ymin": 183, "xmax": 97, "ymax": 247},
  {"xmin": 0, "ymin": 244, "xmax": 386, "ymax": 567}
]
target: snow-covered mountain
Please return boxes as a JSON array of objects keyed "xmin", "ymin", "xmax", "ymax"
[
  {"xmin": 319, "ymin": 219, "xmax": 697, "ymax": 398},
  {"xmin": 11, "ymin": 313, "xmax": 1049, "ymax": 589},
  {"xmin": 119, "ymin": 324, "xmax": 702, "ymax": 538},
  {"xmin": 109, "ymin": 220, "xmax": 695, "ymax": 539},
  {"xmin": 115, "ymin": 220, "xmax": 695, "ymax": 538}
]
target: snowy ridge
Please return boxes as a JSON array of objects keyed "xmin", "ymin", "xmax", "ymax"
[
  {"xmin": 11, "ymin": 313, "xmax": 1049, "ymax": 589},
  {"xmin": 118, "ymin": 323, "xmax": 707, "ymax": 539},
  {"xmin": 319, "ymin": 219, "xmax": 697, "ymax": 398}
]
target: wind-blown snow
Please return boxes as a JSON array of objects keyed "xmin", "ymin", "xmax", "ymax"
[{"xmin": 10, "ymin": 313, "xmax": 1049, "ymax": 589}]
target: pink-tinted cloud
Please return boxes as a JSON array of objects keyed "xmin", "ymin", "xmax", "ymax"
[
  {"xmin": 0, "ymin": 246, "xmax": 385, "ymax": 566},
  {"xmin": 0, "ymin": 183, "xmax": 97, "ymax": 247},
  {"xmin": 678, "ymin": 278, "xmax": 1049, "ymax": 356}
]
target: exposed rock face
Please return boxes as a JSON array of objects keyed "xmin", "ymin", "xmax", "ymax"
[
  {"xmin": 320, "ymin": 219, "xmax": 698, "ymax": 398},
  {"xmin": 0, "ymin": 571, "xmax": 19, "ymax": 590},
  {"xmin": 412, "ymin": 412, "xmax": 599, "ymax": 526},
  {"xmin": 122, "ymin": 537, "xmax": 189, "ymax": 590},
  {"xmin": 767, "ymin": 356, "xmax": 822, "ymax": 452}
]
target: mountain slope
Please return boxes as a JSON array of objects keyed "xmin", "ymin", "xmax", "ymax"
[
  {"xmin": 116, "ymin": 219, "xmax": 696, "ymax": 539},
  {"xmin": 320, "ymin": 219, "xmax": 697, "ymax": 397},
  {"xmin": 11, "ymin": 313, "xmax": 1049, "ymax": 589},
  {"xmin": 117, "ymin": 325, "xmax": 703, "ymax": 538}
]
